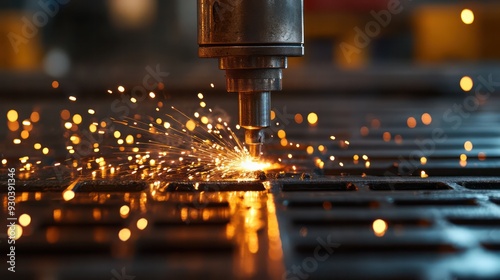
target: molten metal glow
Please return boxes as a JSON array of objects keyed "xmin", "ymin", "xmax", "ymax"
[{"xmin": 237, "ymin": 157, "xmax": 271, "ymax": 172}]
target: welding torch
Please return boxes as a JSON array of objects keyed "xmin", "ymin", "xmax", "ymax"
[{"xmin": 197, "ymin": 0, "xmax": 304, "ymax": 158}]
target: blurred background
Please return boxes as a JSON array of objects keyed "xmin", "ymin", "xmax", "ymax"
[{"xmin": 1, "ymin": 0, "xmax": 500, "ymax": 99}]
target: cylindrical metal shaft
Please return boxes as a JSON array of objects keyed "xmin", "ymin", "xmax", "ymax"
[{"xmin": 197, "ymin": 0, "xmax": 304, "ymax": 158}]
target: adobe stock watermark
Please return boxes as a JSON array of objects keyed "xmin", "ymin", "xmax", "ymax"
[
  {"xmin": 282, "ymin": 234, "xmax": 340, "ymax": 280},
  {"xmin": 339, "ymin": 0, "xmax": 412, "ymax": 63},
  {"xmin": 386, "ymin": 74, "xmax": 500, "ymax": 177},
  {"xmin": 8, "ymin": 0, "xmax": 71, "ymax": 54},
  {"xmin": 264, "ymin": 105, "xmax": 295, "ymax": 144},
  {"xmin": 111, "ymin": 267, "xmax": 135, "ymax": 280},
  {"xmin": 211, "ymin": 0, "xmax": 244, "ymax": 22}
]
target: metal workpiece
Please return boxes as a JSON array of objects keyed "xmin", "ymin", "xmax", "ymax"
[{"xmin": 197, "ymin": 0, "xmax": 304, "ymax": 157}]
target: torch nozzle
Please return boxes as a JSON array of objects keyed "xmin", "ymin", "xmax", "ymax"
[{"xmin": 245, "ymin": 129, "xmax": 264, "ymax": 158}]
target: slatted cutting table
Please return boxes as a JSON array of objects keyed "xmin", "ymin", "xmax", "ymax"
[{"xmin": 1, "ymin": 93, "xmax": 500, "ymax": 280}]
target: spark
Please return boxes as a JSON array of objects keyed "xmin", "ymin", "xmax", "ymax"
[
  {"xmin": 109, "ymin": 96, "xmax": 274, "ymax": 181},
  {"xmin": 461, "ymin": 9, "xmax": 474, "ymax": 25},
  {"xmin": 372, "ymin": 219, "xmax": 388, "ymax": 237},
  {"xmin": 7, "ymin": 110, "xmax": 18, "ymax": 122},
  {"xmin": 307, "ymin": 113, "xmax": 318, "ymax": 125}
]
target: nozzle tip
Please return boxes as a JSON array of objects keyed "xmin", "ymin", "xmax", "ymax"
[
  {"xmin": 245, "ymin": 129, "xmax": 264, "ymax": 158},
  {"xmin": 247, "ymin": 144, "xmax": 262, "ymax": 158}
]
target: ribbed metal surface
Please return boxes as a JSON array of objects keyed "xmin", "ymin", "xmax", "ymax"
[{"xmin": 1, "ymin": 94, "xmax": 500, "ymax": 279}]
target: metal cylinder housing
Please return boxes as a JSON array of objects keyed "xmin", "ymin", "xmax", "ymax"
[{"xmin": 198, "ymin": 0, "xmax": 304, "ymax": 57}]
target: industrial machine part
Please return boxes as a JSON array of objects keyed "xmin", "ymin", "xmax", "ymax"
[{"xmin": 198, "ymin": 0, "xmax": 304, "ymax": 157}]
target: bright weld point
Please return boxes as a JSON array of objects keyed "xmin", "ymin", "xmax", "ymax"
[
  {"xmin": 330, "ymin": 156, "xmax": 335, "ymax": 161},
  {"xmin": 307, "ymin": 113, "xmax": 318, "ymax": 125},
  {"xmin": 149, "ymin": 92, "xmax": 155, "ymax": 98},
  {"xmin": 88, "ymin": 109, "xmax": 95, "ymax": 115},
  {"xmin": 464, "ymin": 141, "xmax": 473, "ymax": 151},
  {"xmin": 461, "ymin": 9, "xmax": 474, "ymax": 24},
  {"xmin": 64, "ymin": 122, "xmax": 73, "ymax": 129},
  {"xmin": 362, "ymin": 155, "xmax": 368, "ymax": 160},
  {"xmin": 198, "ymin": 93, "xmax": 204, "ymax": 99},
  {"xmin": 186, "ymin": 120, "xmax": 196, "ymax": 131},
  {"xmin": 42, "ymin": 148, "xmax": 49, "ymax": 155},
  {"xmin": 72, "ymin": 114, "xmax": 82, "ymax": 124},
  {"xmin": 318, "ymin": 145, "xmax": 325, "ymax": 152},
  {"xmin": 118, "ymin": 86, "xmax": 125, "ymax": 92},
  {"xmin": 372, "ymin": 219, "xmax": 388, "ymax": 237},
  {"xmin": 52, "ymin": 80, "xmax": 59, "ymax": 88},
  {"xmin": 288, "ymin": 154, "xmax": 293, "ymax": 159},
  {"xmin": 420, "ymin": 170, "xmax": 429, "ymax": 178},
  {"xmin": 1, "ymin": 159, "xmax": 6, "ymax": 165},
  {"xmin": 306, "ymin": 146, "xmax": 314, "ymax": 155},
  {"xmin": 353, "ymin": 154, "xmax": 359, "ymax": 161},
  {"xmin": 130, "ymin": 97, "xmax": 137, "ymax": 103},
  {"xmin": 460, "ymin": 154, "xmax": 468, "ymax": 161},
  {"xmin": 7, "ymin": 224, "xmax": 23, "ymax": 241},
  {"xmin": 200, "ymin": 101, "xmax": 206, "ymax": 108},
  {"xmin": 7, "ymin": 110, "xmax": 18, "ymax": 122},
  {"xmin": 69, "ymin": 96, "xmax": 76, "ymax": 102},
  {"xmin": 107, "ymin": 90, "xmax": 113, "ymax": 94},
  {"xmin": 210, "ymin": 83, "xmax": 215, "ymax": 88},
  {"xmin": 137, "ymin": 218, "xmax": 148, "ymax": 230},
  {"xmin": 330, "ymin": 136, "xmax": 336, "ymax": 140},
  {"xmin": 13, "ymin": 139, "xmax": 21, "ymax": 144},
  {"xmin": 164, "ymin": 122, "xmax": 171, "ymax": 129},
  {"xmin": 420, "ymin": 157, "xmax": 427, "ymax": 165},
  {"xmin": 22, "ymin": 120, "xmax": 31, "ymax": 126},
  {"xmin": 421, "ymin": 113, "xmax": 432, "ymax": 125},
  {"xmin": 62, "ymin": 190, "xmax": 75, "ymax": 201},
  {"xmin": 118, "ymin": 228, "xmax": 131, "ymax": 242},
  {"xmin": 201, "ymin": 116, "xmax": 209, "ymax": 124},
  {"xmin": 460, "ymin": 76, "xmax": 474, "ymax": 92},
  {"xmin": 113, "ymin": 131, "xmax": 121, "ymax": 138},
  {"xmin": 125, "ymin": 135, "xmax": 134, "ymax": 145},
  {"xmin": 277, "ymin": 130, "xmax": 286, "ymax": 139},
  {"xmin": 407, "ymin": 117, "xmax": 417, "ymax": 128},
  {"xmin": 239, "ymin": 158, "xmax": 271, "ymax": 172},
  {"xmin": 120, "ymin": 205, "xmax": 130, "ymax": 216},
  {"xmin": 19, "ymin": 214, "xmax": 31, "ymax": 227}
]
